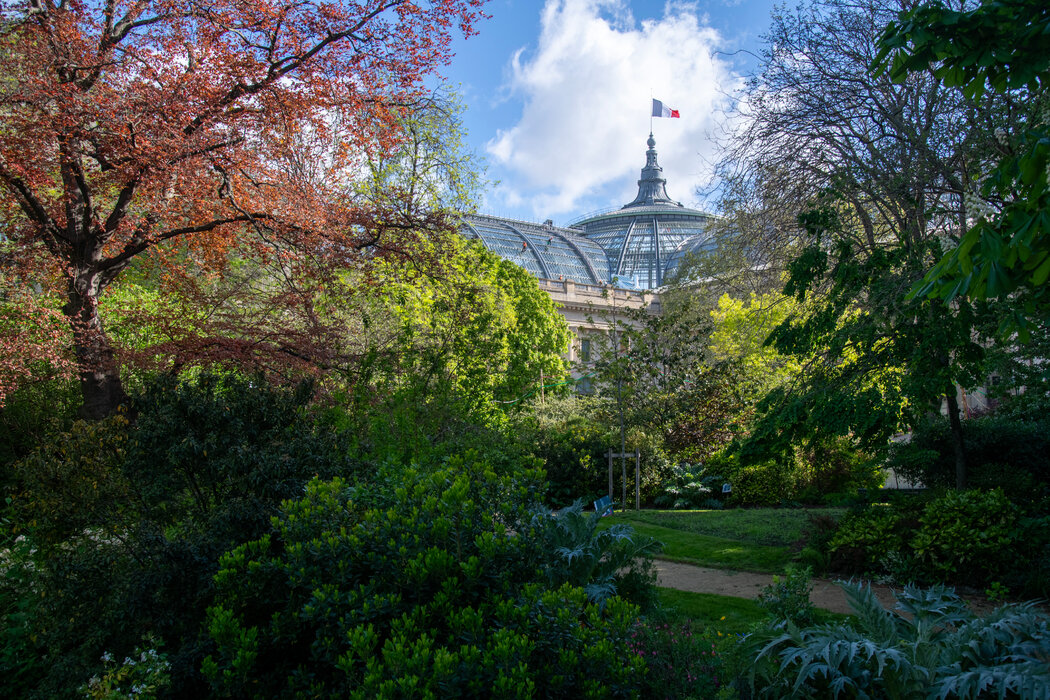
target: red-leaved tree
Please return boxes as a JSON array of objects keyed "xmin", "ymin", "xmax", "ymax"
[{"xmin": 0, "ymin": 0, "xmax": 487, "ymax": 418}]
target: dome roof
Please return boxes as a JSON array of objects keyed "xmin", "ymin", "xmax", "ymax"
[
  {"xmin": 570, "ymin": 134, "xmax": 716, "ymax": 289},
  {"xmin": 461, "ymin": 214, "xmax": 610, "ymax": 285}
]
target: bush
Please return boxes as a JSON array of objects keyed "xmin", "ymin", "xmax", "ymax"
[
  {"xmin": 14, "ymin": 373, "xmax": 351, "ymax": 698},
  {"xmin": 530, "ymin": 501, "xmax": 660, "ymax": 608},
  {"xmin": 0, "ymin": 535, "xmax": 46, "ymax": 697},
  {"xmin": 525, "ymin": 414, "xmax": 609, "ymax": 507},
  {"xmin": 911, "ymin": 488, "xmax": 1020, "ymax": 586},
  {"xmin": 1009, "ymin": 515, "xmax": 1050, "ymax": 597},
  {"xmin": 821, "ymin": 490, "xmax": 1041, "ymax": 593},
  {"xmin": 629, "ymin": 619, "xmax": 726, "ymax": 699},
  {"xmin": 12, "ymin": 415, "xmax": 131, "ymax": 548},
  {"xmin": 793, "ymin": 437, "xmax": 882, "ymax": 503},
  {"xmin": 80, "ymin": 637, "xmax": 170, "ymax": 700},
  {"xmin": 0, "ymin": 380, "xmax": 79, "ymax": 475},
  {"xmin": 827, "ymin": 506, "xmax": 907, "ymax": 575},
  {"xmin": 757, "ymin": 565, "xmax": 815, "ymax": 626},
  {"xmin": 653, "ymin": 463, "xmax": 727, "ymax": 510},
  {"xmin": 728, "ymin": 460, "xmax": 796, "ymax": 507},
  {"xmin": 201, "ymin": 460, "xmax": 651, "ymax": 697},
  {"xmin": 746, "ymin": 582, "xmax": 1050, "ymax": 699}
]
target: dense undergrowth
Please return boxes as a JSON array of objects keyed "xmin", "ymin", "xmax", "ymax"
[{"xmin": 3, "ymin": 372, "xmax": 1049, "ymax": 699}]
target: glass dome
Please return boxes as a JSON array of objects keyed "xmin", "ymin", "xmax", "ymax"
[
  {"xmin": 461, "ymin": 214, "xmax": 610, "ymax": 285},
  {"xmin": 569, "ymin": 134, "xmax": 716, "ymax": 289}
]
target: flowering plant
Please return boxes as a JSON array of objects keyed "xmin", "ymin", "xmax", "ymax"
[
  {"xmin": 629, "ymin": 617, "xmax": 727, "ymax": 699},
  {"xmin": 80, "ymin": 637, "xmax": 169, "ymax": 700}
]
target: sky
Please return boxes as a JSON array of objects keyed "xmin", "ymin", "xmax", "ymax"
[{"xmin": 440, "ymin": 0, "xmax": 780, "ymax": 225}]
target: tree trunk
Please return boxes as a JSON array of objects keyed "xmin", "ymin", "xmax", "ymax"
[
  {"xmin": 66, "ymin": 275, "xmax": 126, "ymax": 420},
  {"xmin": 944, "ymin": 390, "xmax": 967, "ymax": 490}
]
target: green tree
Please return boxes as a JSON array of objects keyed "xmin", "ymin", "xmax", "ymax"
[
  {"xmin": 708, "ymin": 290, "xmax": 802, "ymax": 401},
  {"xmin": 589, "ymin": 291, "xmax": 746, "ymax": 463},
  {"xmin": 723, "ymin": 0, "xmax": 1003, "ymax": 487},
  {"xmin": 875, "ymin": 0, "xmax": 1050, "ymax": 336},
  {"xmin": 333, "ymin": 235, "xmax": 570, "ymax": 462}
]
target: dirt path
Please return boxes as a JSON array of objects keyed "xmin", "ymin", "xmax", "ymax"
[{"xmin": 654, "ymin": 560, "xmax": 899, "ymax": 615}]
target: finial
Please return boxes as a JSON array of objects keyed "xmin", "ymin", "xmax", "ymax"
[{"xmin": 621, "ymin": 131, "xmax": 681, "ymax": 209}]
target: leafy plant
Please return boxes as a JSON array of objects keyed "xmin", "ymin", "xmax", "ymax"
[
  {"xmin": 757, "ymin": 565, "xmax": 815, "ymax": 626},
  {"xmin": 15, "ymin": 373, "xmax": 350, "ymax": 698},
  {"xmin": 80, "ymin": 638, "xmax": 170, "ymax": 700},
  {"xmin": 202, "ymin": 460, "xmax": 650, "ymax": 698},
  {"xmin": 827, "ymin": 506, "xmax": 905, "ymax": 574},
  {"xmin": 727, "ymin": 460, "xmax": 796, "ymax": 507},
  {"xmin": 748, "ymin": 582, "xmax": 1050, "ymax": 699},
  {"xmin": 531, "ymin": 501, "xmax": 660, "ymax": 607},
  {"xmin": 653, "ymin": 463, "xmax": 726, "ymax": 510},
  {"xmin": 519, "ymin": 409, "xmax": 610, "ymax": 508},
  {"xmin": 985, "ymin": 582, "xmax": 1009, "ymax": 604},
  {"xmin": 0, "ymin": 534, "xmax": 46, "ymax": 696},
  {"xmin": 911, "ymin": 488, "xmax": 1019, "ymax": 585},
  {"xmin": 629, "ymin": 619, "xmax": 726, "ymax": 700}
]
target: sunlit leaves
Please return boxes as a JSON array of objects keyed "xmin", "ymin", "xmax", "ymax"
[{"xmin": 875, "ymin": 0, "xmax": 1050, "ymax": 334}]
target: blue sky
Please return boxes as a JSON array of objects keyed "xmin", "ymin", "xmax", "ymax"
[{"xmin": 440, "ymin": 0, "xmax": 779, "ymax": 224}]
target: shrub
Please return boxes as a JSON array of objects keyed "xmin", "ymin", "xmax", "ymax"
[
  {"xmin": 653, "ymin": 463, "xmax": 726, "ymax": 510},
  {"xmin": 826, "ymin": 506, "xmax": 905, "ymax": 574},
  {"xmin": 0, "ymin": 534, "xmax": 46, "ymax": 697},
  {"xmin": 1009, "ymin": 515, "xmax": 1050, "ymax": 597},
  {"xmin": 793, "ymin": 437, "xmax": 882, "ymax": 502},
  {"xmin": 822, "ymin": 491, "xmax": 1043, "ymax": 594},
  {"xmin": 911, "ymin": 488, "xmax": 1020, "ymax": 586},
  {"xmin": 526, "ymin": 415, "xmax": 609, "ymax": 507},
  {"xmin": 80, "ymin": 638, "xmax": 170, "ymax": 700},
  {"xmin": 0, "ymin": 379, "xmax": 79, "ymax": 493},
  {"xmin": 15, "ymin": 373, "xmax": 351, "ymax": 698},
  {"xmin": 727, "ymin": 460, "xmax": 795, "ymax": 507},
  {"xmin": 629, "ymin": 619, "xmax": 726, "ymax": 700},
  {"xmin": 746, "ymin": 582, "xmax": 1050, "ymax": 699},
  {"xmin": 11, "ymin": 415, "xmax": 131, "ymax": 549},
  {"xmin": 530, "ymin": 501, "xmax": 660, "ymax": 608},
  {"xmin": 202, "ymin": 460, "xmax": 652, "ymax": 697},
  {"xmin": 757, "ymin": 565, "xmax": 815, "ymax": 626}
]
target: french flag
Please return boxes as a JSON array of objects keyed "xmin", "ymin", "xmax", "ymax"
[{"xmin": 651, "ymin": 99, "xmax": 680, "ymax": 118}]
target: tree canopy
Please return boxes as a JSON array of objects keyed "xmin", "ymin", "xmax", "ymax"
[
  {"xmin": 874, "ymin": 0, "xmax": 1050, "ymax": 336},
  {"xmin": 0, "ymin": 0, "xmax": 488, "ymax": 418},
  {"xmin": 721, "ymin": 0, "xmax": 1001, "ymax": 487}
]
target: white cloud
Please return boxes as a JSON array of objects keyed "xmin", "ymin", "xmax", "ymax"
[{"xmin": 485, "ymin": 0, "xmax": 740, "ymax": 222}]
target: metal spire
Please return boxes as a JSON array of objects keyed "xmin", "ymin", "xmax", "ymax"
[{"xmin": 622, "ymin": 133, "xmax": 682, "ymax": 209}]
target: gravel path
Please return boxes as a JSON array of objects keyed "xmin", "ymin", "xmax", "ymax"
[{"xmin": 653, "ymin": 560, "xmax": 899, "ymax": 615}]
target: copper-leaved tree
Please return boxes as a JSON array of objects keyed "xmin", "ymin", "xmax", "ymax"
[{"xmin": 0, "ymin": 0, "xmax": 487, "ymax": 418}]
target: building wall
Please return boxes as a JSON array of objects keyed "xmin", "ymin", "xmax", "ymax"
[{"xmin": 535, "ymin": 278, "xmax": 660, "ymax": 386}]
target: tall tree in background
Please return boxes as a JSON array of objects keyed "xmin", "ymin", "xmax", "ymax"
[
  {"xmin": 0, "ymin": 0, "xmax": 487, "ymax": 418},
  {"xmin": 875, "ymin": 0, "xmax": 1050, "ymax": 337},
  {"xmin": 721, "ymin": 0, "xmax": 1007, "ymax": 487}
]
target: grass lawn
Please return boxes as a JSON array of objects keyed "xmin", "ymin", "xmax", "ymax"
[
  {"xmin": 598, "ymin": 507, "xmax": 846, "ymax": 573},
  {"xmin": 654, "ymin": 588, "xmax": 766, "ymax": 635},
  {"xmin": 611, "ymin": 520, "xmax": 793, "ymax": 573},
  {"xmin": 655, "ymin": 588, "xmax": 850, "ymax": 634},
  {"xmin": 619, "ymin": 507, "xmax": 845, "ymax": 547}
]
